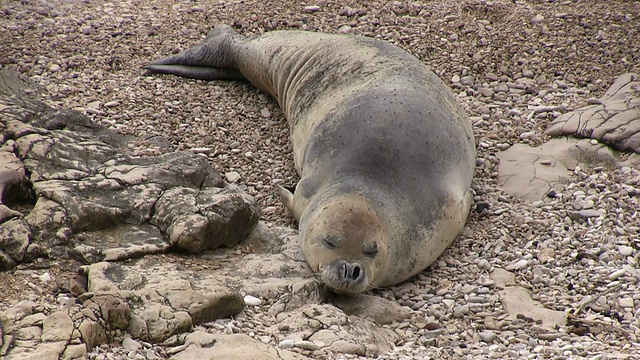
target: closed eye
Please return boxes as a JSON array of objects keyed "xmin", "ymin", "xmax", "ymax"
[
  {"xmin": 362, "ymin": 243, "xmax": 379, "ymax": 258},
  {"xmin": 323, "ymin": 238, "xmax": 337, "ymax": 249}
]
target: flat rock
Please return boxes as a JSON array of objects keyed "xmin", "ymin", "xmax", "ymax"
[
  {"xmin": 497, "ymin": 137, "xmax": 632, "ymax": 202},
  {"xmin": 171, "ymin": 333, "xmax": 310, "ymax": 360},
  {"xmin": 491, "ymin": 268, "xmax": 566, "ymax": 330}
]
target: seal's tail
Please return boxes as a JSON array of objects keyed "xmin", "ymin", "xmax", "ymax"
[{"xmin": 143, "ymin": 25, "xmax": 245, "ymax": 80}]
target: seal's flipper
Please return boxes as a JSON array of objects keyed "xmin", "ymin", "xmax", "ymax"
[
  {"xmin": 143, "ymin": 64, "xmax": 244, "ymax": 80},
  {"xmin": 144, "ymin": 25, "xmax": 245, "ymax": 80},
  {"xmin": 278, "ymin": 185, "xmax": 303, "ymax": 221}
]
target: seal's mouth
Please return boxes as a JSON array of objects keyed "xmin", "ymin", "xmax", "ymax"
[{"xmin": 320, "ymin": 259, "xmax": 369, "ymax": 294}]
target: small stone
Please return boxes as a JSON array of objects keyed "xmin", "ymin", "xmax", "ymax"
[
  {"xmin": 243, "ymin": 295, "xmax": 262, "ymax": 306},
  {"xmin": 618, "ymin": 297, "xmax": 634, "ymax": 308},
  {"xmin": 608, "ymin": 269, "xmax": 626, "ymax": 280},
  {"xmin": 39, "ymin": 272, "xmax": 51, "ymax": 283},
  {"xmin": 618, "ymin": 246, "xmax": 633, "ymax": 256},
  {"xmin": 295, "ymin": 340, "xmax": 320, "ymax": 350},
  {"xmin": 49, "ymin": 64, "xmax": 60, "ymax": 72},
  {"xmin": 225, "ymin": 172, "xmax": 241, "ymax": 183},
  {"xmin": 166, "ymin": 344, "xmax": 188, "ymax": 355},
  {"xmin": 460, "ymin": 76, "xmax": 474, "ymax": 85},
  {"xmin": 104, "ymin": 101, "xmax": 119, "ymax": 108},
  {"xmin": 477, "ymin": 275, "xmax": 495, "ymax": 287},
  {"xmin": 578, "ymin": 209, "xmax": 603, "ymax": 218},
  {"xmin": 123, "ymin": 337, "xmax": 142, "ymax": 351},
  {"xmin": 479, "ymin": 330, "xmax": 496, "ymax": 342},
  {"xmin": 451, "ymin": 75, "xmax": 460, "ymax": 83},
  {"xmin": 477, "ymin": 259, "xmax": 491, "ymax": 271},
  {"xmin": 190, "ymin": 147, "xmax": 212, "ymax": 154},
  {"xmin": 338, "ymin": 25, "xmax": 352, "ymax": 34},
  {"xmin": 519, "ymin": 131, "xmax": 536, "ymax": 140},
  {"xmin": 479, "ymin": 88, "xmax": 494, "ymax": 97},
  {"xmin": 513, "ymin": 259, "xmax": 528, "ymax": 270},
  {"xmin": 304, "ymin": 5, "xmax": 321, "ymax": 13},
  {"xmin": 540, "ymin": 159, "xmax": 552, "ymax": 165},
  {"xmin": 278, "ymin": 339, "xmax": 295, "ymax": 349},
  {"xmin": 260, "ymin": 107, "xmax": 271, "ymax": 118},
  {"xmin": 261, "ymin": 206, "xmax": 277, "ymax": 214},
  {"xmin": 531, "ymin": 14, "xmax": 545, "ymax": 23}
]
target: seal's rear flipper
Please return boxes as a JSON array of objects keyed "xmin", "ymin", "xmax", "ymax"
[
  {"xmin": 143, "ymin": 25, "xmax": 245, "ymax": 81},
  {"xmin": 143, "ymin": 64, "xmax": 244, "ymax": 81}
]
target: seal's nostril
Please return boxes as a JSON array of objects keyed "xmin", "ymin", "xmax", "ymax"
[{"xmin": 351, "ymin": 265, "xmax": 361, "ymax": 280}]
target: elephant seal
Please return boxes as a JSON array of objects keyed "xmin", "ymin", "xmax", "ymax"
[{"xmin": 145, "ymin": 25, "xmax": 475, "ymax": 295}]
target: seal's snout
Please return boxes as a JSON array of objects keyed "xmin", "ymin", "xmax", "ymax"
[
  {"xmin": 339, "ymin": 260, "xmax": 364, "ymax": 282},
  {"xmin": 322, "ymin": 259, "xmax": 369, "ymax": 294}
]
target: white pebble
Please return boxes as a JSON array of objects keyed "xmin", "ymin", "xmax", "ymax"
[
  {"xmin": 278, "ymin": 339, "xmax": 295, "ymax": 349},
  {"xmin": 39, "ymin": 272, "xmax": 51, "ymax": 283},
  {"xmin": 618, "ymin": 297, "xmax": 634, "ymax": 308},
  {"xmin": 513, "ymin": 259, "xmax": 528, "ymax": 270},
  {"xmin": 608, "ymin": 269, "xmax": 626, "ymax": 280},
  {"xmin": 618, "ymin": 245, "xmax": 633, "ymax": 256},
  {"xmin": 479, "ymin": 330, "xmax": 496, "ymax": 342},
  {"xmin": 243, "ymin": 295, "xmax": 262, "ymax": 306},
  {"xmin": 225, "ymin": 172, "xmax": 241, "ymax": 183}
]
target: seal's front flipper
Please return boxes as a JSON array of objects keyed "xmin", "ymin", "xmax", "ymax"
[
  {"xmin": 278, "ymin": 185, "xmax": 303, "ymax": 221},
  {"xmin": 143, "ymin": 25, "xmax": 245, "ymax": 81}
]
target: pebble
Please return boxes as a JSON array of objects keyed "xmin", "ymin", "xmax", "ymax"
[
  {"xmin": 243, "ymin": 295, "xmax": 262, "ymax": 306},
  {"xmin": 608, "ymin": 269, "xmax": 626, "ymax": 280},
  {"xmin": 477, "ymin": 259, "xmax": 491, "ymax": 271},
  {"xmin": 38, "ymin": 272, "xmax": 51, "ymax": 283},
  {"xmin": 513, "ymin": 259, "xmax": 528, "ymax": 270},
  {"xmin": 519, "ymin": 131, "xmax": 536, "ymax": 140},
  {"xmin": 460, "ymin": 76, "xmax": 474, "ymax": 85},
  {"xmin": 295, "ymin": 340, "xmax": 320, "ymax": 350},
  {"xmin": 122, "ymin": 337, "xmax": 142, "ymax": 351},
  {"xmin": 225, "ymin": 172, "xmax": 241, "ymax": 183},
  {"xmin": 190, "ymin": 147, "xmax": 212, "ymax": 154},
  {"xmin": 338, "ymin": 25, "xmax": 352, "ymax": 34},
  {"xmin": 278, "ymin": 339, "xmax": 295, "ymax": 348},
  {"xmin": 104, "ymin": 101, "xmax": 119, "ymax": 108},
  {"xmin": 618, "ymin": 297, "xmax": 634, "ymax": 308},
  {"xmin": 618, "ymin": 245, "xmax": 633, "ymax": 256},
  {"xmin": 479, "ymin": 330, "xmax": 496, "ymax": 342},
  {"xmin": 304, "ymin": 5, "xmax": 321, "ymax": 13}
]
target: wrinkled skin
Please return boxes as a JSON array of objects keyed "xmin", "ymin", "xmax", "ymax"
[{"xmin": 145, "ymin": 25, "xmax": 475, "ymax": 295}]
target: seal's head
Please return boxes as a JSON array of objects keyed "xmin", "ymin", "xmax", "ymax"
[{"xmin": 300, "ymin": 195, "xmax": 389, "ymax": 295}]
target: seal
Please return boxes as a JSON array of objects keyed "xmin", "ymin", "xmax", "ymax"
[{"xmin": 145, "ymin": 25, "xmax": 476, "ymax": 295}]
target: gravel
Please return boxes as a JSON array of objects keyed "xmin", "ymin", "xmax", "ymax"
[{"xmin": 2, "ymin": 0, "xmax": 640, "ymax": 359}]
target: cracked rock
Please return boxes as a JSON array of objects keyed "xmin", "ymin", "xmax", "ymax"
[
  {"xmin": 546, "ymin": 73, "xmax": 640, "ymax": 154},
  {"xmin": 0, "ymin": 68, "xmax": 260, "ymax": 269}
]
